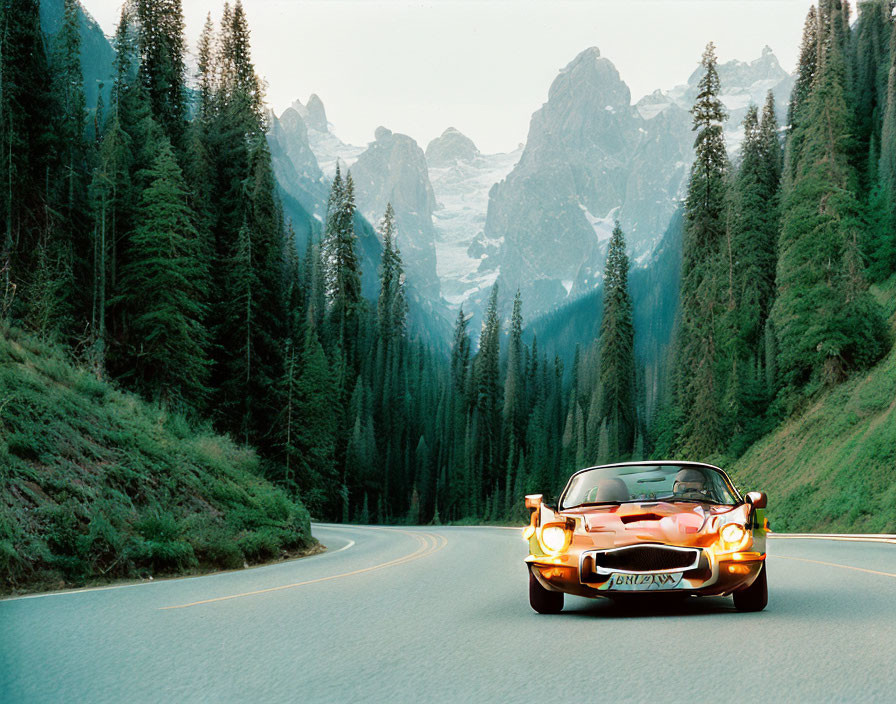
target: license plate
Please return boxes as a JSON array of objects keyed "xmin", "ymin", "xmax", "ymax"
[{"xmin": 606, "ymin": 572, "xmax": 684, "ymax": 591}]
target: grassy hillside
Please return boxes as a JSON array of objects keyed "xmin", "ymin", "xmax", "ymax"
[
  {"xmin": 0, "ymin": 327, "xmax": 313, "ymax": 595},
  {"xmin": 730, "ymin": 277, "xmax": 896, "ymax": 533}
]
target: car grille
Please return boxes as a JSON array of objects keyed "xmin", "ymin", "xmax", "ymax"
[{"xmin": 590, "ymin": 545, "xmax": 700, "ymax": 573}]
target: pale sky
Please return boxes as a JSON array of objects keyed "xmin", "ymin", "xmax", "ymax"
[{"xmin": 82, "ymin": 0, "xmax": 820, "ymax": 154}]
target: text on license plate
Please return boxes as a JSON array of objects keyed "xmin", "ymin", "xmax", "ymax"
[{"xmin": 607, "ymin": 572, "xmax": 683, "ymax": 590}]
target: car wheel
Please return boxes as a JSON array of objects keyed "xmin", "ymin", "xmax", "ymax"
[
  {"xmin": 529, "ymin": 568, "xmax": 564, "ymax": 614},
  {"xmin": 733, "ymin": 562, "xmax": 768, "ymax": 612}
]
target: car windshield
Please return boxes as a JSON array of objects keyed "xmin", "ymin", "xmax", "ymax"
[{"xmin": 560, "ymin": 464, "xmax": 740, "ymax": 510}]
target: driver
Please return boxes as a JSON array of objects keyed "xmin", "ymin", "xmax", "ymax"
[{"xmin": 672, "ymin": 467, "xmax": 709, "ymax": 500}]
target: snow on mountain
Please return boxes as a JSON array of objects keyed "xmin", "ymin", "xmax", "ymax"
[
  {"xmin": 280, "ymin": 45, "xmax": 793, "ymax": 321},
  {"xmin": 655, "ymin": 45, "xmax": 793, "ymax": 154},
  {"xmin": 350, "ymin": 126, "xmax": 441, "ymax": 299},
  {"xmin": 426, "ymin": 128, "xmax": 522, "ymax": 305},
  {"xmin": 478, "ymin": 45, "xmax": 793, "ymax": 319}
]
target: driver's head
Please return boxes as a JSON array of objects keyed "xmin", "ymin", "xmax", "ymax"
[{"xmin": 673, "ymin": 467, "xmax": 706, "ymax": 495}]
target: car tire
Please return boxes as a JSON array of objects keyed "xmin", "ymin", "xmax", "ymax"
[
  {"xmin": 733, "ymin": 562, "xmax": 768, "ymax": 612},
  {"xmin": 529, "ymin": 568, "xmax": 564, "ymax": 614}
]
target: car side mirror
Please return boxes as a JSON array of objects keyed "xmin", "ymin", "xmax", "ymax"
[
  {"xmin": 745, "ymin": 491, "xmax": 767, "ymax": 509},
  {"xmin": 525, "ymin": 494, "xmax": 543, "ymax": 510}
]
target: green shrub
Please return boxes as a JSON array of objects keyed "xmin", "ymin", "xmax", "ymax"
[
  {"xmin": 6, "ymin": 432, "xmax": 41, "ymax": 461},
  {"xmin": 73, "ymin": 372, "xmax": 108, "ymax": 402},
  {"xmin": 129, "ymin": 512, "xmax": 197, "ymax": 573},
  {"xmin": 1, "ymin": 328, "xmax": 313, "ymax": 594},
  {"xmin": 181, "ymin": 514, "xmax": 244, "ymax": 570},
  {"xmin": 238, "ymin": 529, "xmax": 281, "ymax": 563}
]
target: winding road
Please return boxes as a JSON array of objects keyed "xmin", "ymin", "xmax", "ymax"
[{"xmin": 2, "ymin": 524, "xmax": 895, "ymax": 703}]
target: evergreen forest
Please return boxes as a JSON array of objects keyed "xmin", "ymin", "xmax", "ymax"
[{"xmin": 3, "ymin": 0, "xmax": 896, "ymax": 591}]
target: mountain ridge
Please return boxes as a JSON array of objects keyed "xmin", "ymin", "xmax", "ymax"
[{"xmin": 284, "ymin": 45, "xmax": 791, "ymax": 327}]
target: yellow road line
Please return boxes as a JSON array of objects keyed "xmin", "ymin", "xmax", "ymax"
[
  {"xmin": 160, "ymin": 529, "xmax": 447, "ymax": 610},
  {"xmin": 775, "ymin": 555, "xmax": 896, "ymax": 579},
  {"xmin": 770, "ymin": 534, "xmax": 896, "ymax": 544}
]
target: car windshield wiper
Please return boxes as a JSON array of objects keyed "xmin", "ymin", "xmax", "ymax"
[{"xmin": 565, "ymin": 500, "xmax": 621, "ymax": 509}]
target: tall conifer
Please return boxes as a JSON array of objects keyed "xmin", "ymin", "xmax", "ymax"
[
  {"xmin": 115, "ymin": 137, "xmax": 209, "ymax": 407},
  {"xmin": 785, "ymin": 7, "xmax": 820, "ymax": 183},
  {"xmin": 377, "ymin": 203, "xmax": 407, "ymax": 342},
  {"xmin": 135, "ymin": 0, "xmax": 188, "ymax": 149},
  {"xmin": 503, "ymin": 290, "xmax": 525, "ymax": 448},
  {"xmin": 474, "ymin": 284, "xmax": 502, "ymax": 488},
  {"xmin": 773, "ymin": 5, "xmax": 888, "ymax": 389},
  {"xmin": 870, "ymin": 27, "xmax": 896, "ymax": 279},
  {"xmin": 598, "ymin": 222, "xmax": 635, "ymax": 457},
  {"xmin": 672, "ymin": 42, "xmax": 729, "ymax": 456},
  {"xmin": 1, "ymin": 0, "xmax": 57, "ymax": 315},
  {"xmin": 324, "ymin": 170, "xmax": 363, "ymax": 353},
  {"xmin": 730, "ymin": 99, "xmax": 780, "ymax": 355}
]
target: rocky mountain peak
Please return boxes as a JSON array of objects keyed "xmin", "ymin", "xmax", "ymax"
[
  {"xmin": 425, "ymin": 127, "xmax": 480, "ymax": 167},
  {"xmin": 350, "ymin": 129, "xmax": 440, "ymax": 298},
  {"xmin": 685, "ymin": 46, "xmax": 789, "ymax": 91},
  {"xmin": 305, "ymin": 94, "xmax": 328, "ymax": 132},
  {"xmin": 291, "ymin": 94, "xmax": 329, "ymax": 133},
  {"xmin": 278, "ymin": 106, "xmax": 309, "ymax": 138},
  {"xmin": 548, "ymin": 46, "xmax": 630, "ymax": 109}
]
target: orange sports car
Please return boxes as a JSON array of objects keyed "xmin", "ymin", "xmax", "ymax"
[{"xmin": 523, "ymin": 461, "xmax": 769, "ymax": 613}]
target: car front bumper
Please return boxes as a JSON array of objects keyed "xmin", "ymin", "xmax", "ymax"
[{"xmin": 526, "ymin": 548, "xmax": 765, "ymax": 598}]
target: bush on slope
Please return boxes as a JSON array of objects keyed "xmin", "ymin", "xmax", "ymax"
[
  {"xmin": 0, "ymin": 326, "xmax": 313, "ymax": 594},
  {"xmin": 730, "ymin": 278, "xmax": 896, "ymax": 533}
]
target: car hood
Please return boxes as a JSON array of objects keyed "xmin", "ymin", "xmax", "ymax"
[{"xmin": 560, "ymin": 501, "xmax": 745, "ymax": 547}]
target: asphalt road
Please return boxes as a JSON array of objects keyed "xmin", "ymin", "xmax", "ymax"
[{"xmin": 2, "ymin": 525, "xmax": 895, "ymax": 703}]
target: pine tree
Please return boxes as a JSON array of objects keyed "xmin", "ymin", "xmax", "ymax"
[
  {"xmin": 88, "ymin": 114, "xmax": 134, "ymax": 371},
  {"xmin": 474, "ymin": 284, "xmax": 502, "ymax": 492},
  {"xmin": 377, "ymin": 203, "xmax": 407, "ymax": 342},
  {"xmin": 852, "ymin": 0, "xmax": 892, "ymax": 183},
  {"xmin": 503, "ymin": 290, "xmax": 525, "ymax": 448},
  {"xmin": 598, "ymin": 222, "xmax": 636, "ymax": 457},
  {"xmin": 199, "ymin": 4, "xmax": 287, "ymax": 450},
  {"xmin": 135, "ymin": 0, "xmax": 188, "ymax": 149},
  {"xmin": 869, "ymin": 26, "xmax": 896, "ymax": 280},
  {"xmin": 219, "ymin": 0, "xmax": 265, "ymax": 132},
  {"xmin": 111, "ymin": 4, "xmax": 140, "ymax": 113},
  {"xmin": 40, "ymin": 0, "xmax": 92, "ymax": 341},
  {"xmin": 772, "ymin": 7, "xmax": 888, "ymax": 389},
  {"xmin": 294, "ymin": 324, "xmax": 337, "ymax": 516},
  {"xmin": 1, "ymin": 0, "xmax": 58, "ymax": 319},
  {"xmin": 244, "ymin": 139, "xmax": 288, "ymax": 434},
  {"xmin": 585, "ymin": 382, "xmax": 602, "ymax": 462},
  {"xmin": 785, "ymin": 6, "xmax": 820, "ymax": 183},
  {"xmin": 114, "ymin": 137, "xmax": 209, "ymax": 407},
  {"xmin": 672, "ymin": 42, "xmax": 730, "ymax": 457},
  {"xmin": 196, "ymin": 13, "xmax": 217, "ymax": 124},
  {"xmin": 759, "ymin": 91, "xmax": 784, "ymax": 193},
  {"xmin": 52, "ymin": 0, "xmax": 88, "ymax": 218},
  {"xmin": 279, "ymin": 335, "xmax": 300, "ymax": 489},
  {"xmin": 730, "ymin": 99, "xmax": 781, "ymax": 356},
  {"xmin": 450, "ymin": 306, "xmax": 472, "ymax": 397},
  {"xmin": 324, "ymin": 169, "xmax": 363, "ymax": 355}
]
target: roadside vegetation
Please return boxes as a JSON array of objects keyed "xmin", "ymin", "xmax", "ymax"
[
  {"xmin": 730, "ymin": 278, "xmax": 896, "ymax": 533},
  {"xmin": 2, "ymin": 0, "xmax": 895, "ymax": 597},
  {"xmin": 0, "ymin": 326, "xmax": 313, "ymax": 595}
]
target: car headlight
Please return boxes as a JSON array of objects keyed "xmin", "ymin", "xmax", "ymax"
[
  {"xmin": 539, "ymin": 524, "xmax": 570, "ymax": 553},
  {"xmin": 720, "ymin": 522, "xmax": 746, "ymax": 545}
]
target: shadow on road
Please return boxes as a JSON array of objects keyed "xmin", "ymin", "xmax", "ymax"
[{"xmin": 560, "ymin": 594, "xmax": 740, "ymax": 619}]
